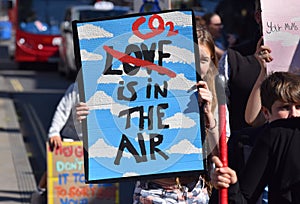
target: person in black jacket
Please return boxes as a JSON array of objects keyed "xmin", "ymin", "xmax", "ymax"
[
  {"xmin": 218, "ymin": 0, "xmax": 263, "ymax": 132},
  {"xmin": 212, "ymin": 117, "xmax": 300, "ymax": 204},
  {"xmin": 210, "ymin": 72, "xmax": 300, "ymax": 203}
]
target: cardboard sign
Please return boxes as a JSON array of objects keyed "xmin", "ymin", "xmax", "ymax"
[
  {"xmin": 47, "ymin": 142, "xmax": 118, "ymax": 203},
  {"xmin": 261, "ymin": 0, "xmax": 300, "ymax": 73},
  {"xmin": 73, "ymin": 10, "xmax": 205, "ymax": 183}
]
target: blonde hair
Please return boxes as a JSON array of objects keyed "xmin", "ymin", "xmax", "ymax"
[{"xmin": 196, "ymin": 26, "xmax": 219, "ymax": 113}]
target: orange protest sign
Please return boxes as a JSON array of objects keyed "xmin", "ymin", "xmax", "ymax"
[{"xmin": 47, "ymin": 141, "xmax": 119, "ymax": 204}]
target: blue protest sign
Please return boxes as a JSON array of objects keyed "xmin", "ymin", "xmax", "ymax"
[{"xmin": 73, "ymin": 10, "xmax": 205, "ymax": 183}]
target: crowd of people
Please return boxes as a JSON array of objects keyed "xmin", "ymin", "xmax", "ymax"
[{"xmin": 30, "ymin": 0, "xmax": 300, "ymax": 203}]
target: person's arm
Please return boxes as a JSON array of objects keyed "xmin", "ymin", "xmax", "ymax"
[
  {"xmin": 218, "ymin": 51, "xmax": 229, "ymax": 81},
  {"xmin": 218, "ymin": 51, "xmax": 230, "ymax": 104},
  {"xmin": 245, "ymin": 37, "xmax": 273, "ymax": 126},
  {"xmin": 197, "ymin": 80, "xmax": 219, "ymax": 155},
  {"xmin": 217, "ymin": 52, "xmax": 231, "ymax": 141},
  {"xmin": 48, "ymin": 83, "xmax": 75, "ymax": 149}
]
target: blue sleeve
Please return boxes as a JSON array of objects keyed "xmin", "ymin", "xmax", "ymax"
[
  {"xmin": 218, "ymin": 51, "xmax": 230, "ymax": 80},
  {"xmin": 218, "ymin": 51, "xmax": 231, "ymax": 99}
]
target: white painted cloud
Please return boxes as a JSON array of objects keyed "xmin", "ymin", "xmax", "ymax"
[
  {"xmin": 166, "ymin": 45, "xmax": 195, "ymax": 64},
  {"xmin": 128, "ymin": 35, "xmax": 144, "ymax": 44},
  {"xmin": 163, "ymin": 113, "xmax": 196, "ymax": 129},
  {"xmin": 134, "ymin": 132, "xmax": 150, "ymax": 142},
  {"xmin": 168, "ymin": 73, "xmax": 195, "ymax": 90},
  {"xmin": 154, "ymin": 45, "xmax": 194, "ymax": 64},
  {"xmin": 87, "ymin": 90, "xmax": 117, "ymax": 109},
  {"xmin": 96, "ymin": 66, "xmax": 150, "ymax": 84},
  {"xmin": 87, "ymin": 91, "xmax": 140, "ymax": 117},
  {"xmin": 123, "ymin": 172, "xmax": 140, "ymax": 177},
  {"xmin": 89, "ymin": 138, "xmax": 132, "ymax": 158},
  {"xmin": 97, "ymin": 75, "xmax": 123, "ymax": 84},
  {"xmin": 160, "ymin": 11, "xmax": 192, "ymax": 27},
  {"xmin": 80, "ymin": 49, "xmax": 103, "ymax": 61},
  {"xmin": 78, "ymin": 24, "xmax": 113, "ymax": 40},
  {"xmin": 267, "ymin": 31, "xmax": 300, "ymax": 46},
  {"xmin": 166, "ymin": 139, "xmax": 201, "ymax": 154}
]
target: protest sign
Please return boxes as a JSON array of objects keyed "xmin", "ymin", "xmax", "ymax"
[
  {"xmin": 261, "ymin": 0, "xmax": 300, "ymax": 73},
  {"xmin": 47, "ymin": 142, "xmax": 118, "ymax": 203},
  {"xmin": 73, "ymin": 10, "xmax": 205, "ymax": 183}
]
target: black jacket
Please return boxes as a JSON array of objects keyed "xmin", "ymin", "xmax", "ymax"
[
  {"xmin": 209, "ymin": 124, "xmax": 267, "ymax": 204},
  {"xmin": 226, "ymin": 49, "xmax": 261, "ymax": 131},
  {"xmin": 230, "ymin": 117, "xmax": 300, "ymax": 204}
]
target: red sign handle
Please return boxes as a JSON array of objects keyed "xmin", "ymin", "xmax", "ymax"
[{"xmin": 219, "ymin": 105, "xmax": 228, "ymax": 204}]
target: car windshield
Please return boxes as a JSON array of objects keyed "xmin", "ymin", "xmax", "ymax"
[{"xmin": 78, "ymin": 9, "xmax": 129, "ymax": 21}]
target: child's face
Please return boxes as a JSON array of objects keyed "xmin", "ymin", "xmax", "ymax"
[{"xmin": 263, "ymin": 100, "xmax": 300, "ymax": 122}]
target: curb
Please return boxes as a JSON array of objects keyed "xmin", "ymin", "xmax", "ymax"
[{"xmin": 0, "ymin": 75, "xmax": 36, "ymax": 203}]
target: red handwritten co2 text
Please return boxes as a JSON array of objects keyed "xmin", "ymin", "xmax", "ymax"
[{"xmin": 132, "ymin": 14, "xmax": 178, "ymax": 39}]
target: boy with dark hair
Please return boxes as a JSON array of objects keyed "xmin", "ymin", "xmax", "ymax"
[{"xmin": 210, "ymin": 71, "xmax": 300, "ymax": 203}]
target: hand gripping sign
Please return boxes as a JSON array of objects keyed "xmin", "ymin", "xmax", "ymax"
[{"xmin": 73, "ymin": 10, "xmax": 206, "ymax": 183}]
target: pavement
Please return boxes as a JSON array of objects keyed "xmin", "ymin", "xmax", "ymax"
[
  {"xmin": 0, "ymin": 39, "xmax": 135, "ymax": 204},
  {"xmin": 0, "ymin": 41, "xmax": 36, "ymax": 203}
]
